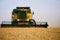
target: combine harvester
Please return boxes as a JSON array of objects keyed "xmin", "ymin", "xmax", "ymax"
[{"xmin": 1, "ymin": 7, "xmax": 48, "ymax": 28}]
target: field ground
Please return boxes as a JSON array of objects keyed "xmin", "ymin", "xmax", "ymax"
[{"xmin": 0, "ymin": 27, "xmax": 60, "ymax": 40}]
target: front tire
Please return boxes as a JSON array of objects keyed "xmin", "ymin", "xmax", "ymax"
[
  {"xmin": 12, "ymin": 21, "xmax": 18, "ymax": 26},
  {"xmin": 29, "ymin": 19, "xmax": 36, "ymax": 27}
]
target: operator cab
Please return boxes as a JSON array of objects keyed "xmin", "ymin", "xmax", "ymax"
[{"xmin": 12, "ymin": 7, "xmax": 32, "ymax": 22}]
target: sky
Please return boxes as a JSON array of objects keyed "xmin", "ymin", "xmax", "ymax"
[{"xmin": 0, "ymin": 0, "xmax": 60, "ymax": 28}]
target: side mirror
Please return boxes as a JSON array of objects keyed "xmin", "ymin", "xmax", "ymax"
[{"xmin": 32, "ymin": 12, "xmax": 34, "ymax": 15}]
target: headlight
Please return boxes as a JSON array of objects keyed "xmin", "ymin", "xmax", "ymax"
[
  {"xmin": 17, "ymin": 19, "xmax": 20, "ymax": 21},
  {"xmin": 27, "ymin": 19, "xmax": 29, "ymax": 21}
]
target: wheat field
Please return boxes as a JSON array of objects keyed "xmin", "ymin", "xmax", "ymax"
[{"xmin": 0, "ymin": 27, "xmax": 60, "ymax": 40}]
